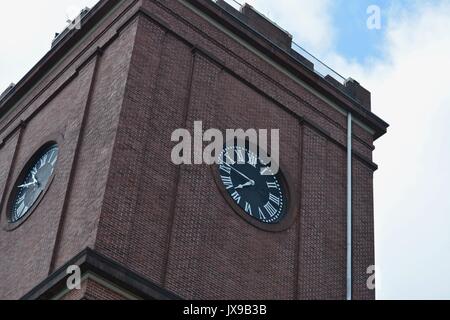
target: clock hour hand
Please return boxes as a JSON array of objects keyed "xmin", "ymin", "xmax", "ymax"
[
  {"xmin": 31, "ymin": 170, "xmax": 40, "ymax": 187},
  {"xmin": 235, "ymin": 181, "xmax": 255, "ymax": 190},
  {"xmin": 18, "ymin": 169, "xmax": 40, "ymax": 189}
]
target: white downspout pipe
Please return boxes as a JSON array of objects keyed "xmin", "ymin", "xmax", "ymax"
[{"xmin": 346, "ymin": 112, "xmax": 353, "ymax": 300}]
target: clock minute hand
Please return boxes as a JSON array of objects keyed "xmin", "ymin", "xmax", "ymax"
[{"xmin": 229, "ymin": 166, "xmax": 254, "ymax": 184}]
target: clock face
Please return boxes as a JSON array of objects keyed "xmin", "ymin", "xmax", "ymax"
[
  {"xmin": 217, "ymin": 143, "xmax": 287, "ymax": 224},
  {"xmin": 9, "ymin": 144, "xmax": 59, "ymax": 223}
]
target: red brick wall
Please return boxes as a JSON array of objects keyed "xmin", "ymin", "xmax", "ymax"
[
  {"xmin": 60, "ymin": 278, "xmax": 129, "ymax": 300},
  {"xmin": 94, "ymin": 0, "xmax": 376, "ymax": 299},
  {"xmin": 0, "ymin": 0, "xmax": 141, "ymax": 299},
  {"xmin": 83, "ymin": 279, "xmax": 128, "ymax": 300},
  {"xmin": 0, "ymin": 0, "xmax": 377, "ymax": 300}
]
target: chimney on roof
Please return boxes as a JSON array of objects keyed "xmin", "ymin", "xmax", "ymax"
[
  {"xmin": 240, "ymin": 4, "xmax": 293, "ymax": 50},
  {"xmin": 51, "ymin": 7, "xmax": 90, "ymax": 48},
  {"xmin": 345, "ymin": 78, "xmax": 371, "ymax": 111},
  {"xmin": 216, "ymin": 1, "xmax": 293, "ymax": 51},
  {"xmin": 0, "ymin": 83, "xmax": 15, "ymax": 101}
]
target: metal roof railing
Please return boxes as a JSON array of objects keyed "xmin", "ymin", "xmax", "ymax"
[{"xmin": 212, "ymin": 0, "xmax": 348, "ymax": 86}]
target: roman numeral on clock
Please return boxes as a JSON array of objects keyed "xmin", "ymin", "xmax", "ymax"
[
  {"xmin": 258, "ymin": 207, "xmax": 266, "ymax": 220},
  {"xmin": 224, "ymin": 151, "xmax": 236, "ymax": 165},
  {"xmin": 236, "ymin": 149, "xmax": 245, "ymax": 163},
  {"xmin": 248, "ymin": 153, "xmax": 258, "ymax": 168},
  {"xmin": 231, "ymin": 191, "xmax": 241, "ymax": 204},
  {"xmin": 245, "ymin": 202, "xmax": 253, "ymax": 216},
  {"xmin": 267, "ymin": 181, "xmax": 278, "ymax": 189},
  {"xmin": 264, "ymin": 201, "xmax": 278, "ymax": 218},
  {"xmin": 221, "ymin": 176, "xmax": 234, "ymax": 190},
  {"xmin": 219, "ymin": 163, "xmax": 232, "ymax": 175},
  {"xmin": 268, "ymin": 193, "xmax": 280, "ymax": 205}
]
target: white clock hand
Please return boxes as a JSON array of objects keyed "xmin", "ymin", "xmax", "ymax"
[
  {"xmin": 18, "ymin": 181, "xmax": 37, "ymax": 188},
  {"xmin": 228, "ymin": 166, "xmax": 254, "ymax": 184},
  {"xmin": 18, "ymin": 168, "xmax": 40, "ymax": 188},
  {"xmin": 31, "ymin": 171, "xmax": 40, "ymax": 187},
  {"xmin": 235, "ymin": 181, "xmax": 255, "ymax": 190}
]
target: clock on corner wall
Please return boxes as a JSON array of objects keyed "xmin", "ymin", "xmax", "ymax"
[
  {"xmin": 6, "ymin": 143, "xmax": 59, "ymax": 229},
  {"xmin": 214, "ymin": 140, "xmax": 295, "ymax": 232}
]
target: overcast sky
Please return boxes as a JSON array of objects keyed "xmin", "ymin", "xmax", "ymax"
[{"xmin": 1, "ymin": 1, "xmax": 449, "ymax": 299}]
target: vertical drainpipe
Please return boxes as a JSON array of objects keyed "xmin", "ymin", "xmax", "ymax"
[{"xmin": 346, "ymin": 112, "xmax": 353, "ymax": 300}]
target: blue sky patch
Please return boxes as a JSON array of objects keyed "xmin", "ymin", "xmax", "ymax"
[{"xmin": 332, "ymin": 0, "xmax": 391, "ymax": 63}]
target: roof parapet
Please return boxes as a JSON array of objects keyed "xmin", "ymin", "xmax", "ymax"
[
  {"xmin": 240, "ymin": 4, "xmax": 293, "ymax": 51},
  {"xmin": 52, "ymin": 7, "xmax": 91, "ymax": 48},
  {"xmin": 0, "ymin": 83, "xmax": 15, "ymax": 102},
  {"xmin": 344, "ymin": 78, "xmax": 371, "ymax": 111},
  {"xmin": 214, "ymin": 0, "xmax": 372, "ymax": 111},
  {"xmin": 216, "ymin": 0, "xmax": 293, "ymax": 51}
]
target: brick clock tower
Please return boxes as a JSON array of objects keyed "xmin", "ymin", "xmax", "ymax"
[{"xmin": 0, "ymin": 0, "xmax": 387, "ymax": 300}]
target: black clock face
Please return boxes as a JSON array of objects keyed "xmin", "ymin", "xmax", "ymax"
[
  {"xmin": 9, "ymin": 144, "xmax": 59, "ymax": 223},
  {"xmin": 217, "ymin": 143, "xmax": 287, "ymax": 224}
]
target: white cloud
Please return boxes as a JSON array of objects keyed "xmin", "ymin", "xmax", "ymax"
[
  {"xmin": 369, "ymin": 2, "xmax": 450, "ymax": 300},
  {"xmin": 327, "ymin": 1, "xmax": 450, "ymax": 299},
  {"xmin": 238, "ymin": 0, "xmax": 450, "ymax": 299},
  {"xmin": 0, "ymin": 0, "xmax": 98, "ymax": 93},
  {"xmin": 244, "ymin": 0, "xmax": 335, "ymax": 54}
]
